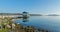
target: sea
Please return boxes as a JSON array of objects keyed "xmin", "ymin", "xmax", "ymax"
[{"xmin": 13, "ymin": 16, "xmax": 60, "ymax": 32}]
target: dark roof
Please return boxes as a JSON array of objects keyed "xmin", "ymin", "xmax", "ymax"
[{"xmin": 23, "ymin": 11, "xmax": 28, "ymax": 13}]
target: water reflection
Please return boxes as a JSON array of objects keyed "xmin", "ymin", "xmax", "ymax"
[
  {"xmin": 12, "ymin": 16, "xmax": 49, "ymax": 32},
  {"xmin": 22, "ymin": 17, "xmax": 29, "ymax": 22}
]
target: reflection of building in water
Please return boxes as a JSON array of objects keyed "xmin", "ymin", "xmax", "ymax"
[
  {"xmin": 23, "ymin": 11, "xmax": 30, "ymax": 18},
  {"xmin": 22, "ymin": 18, "xmax": 29, "ymax": 22}
]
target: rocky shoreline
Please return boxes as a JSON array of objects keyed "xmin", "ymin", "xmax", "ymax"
[{"xmin": 0, "ymin": 17, "xmax": 48, "ymax": 32}]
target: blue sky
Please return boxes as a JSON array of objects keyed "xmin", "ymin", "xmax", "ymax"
[{"xmin": 0, "ymin": 0, "xmax": 60, "ymax": 14}]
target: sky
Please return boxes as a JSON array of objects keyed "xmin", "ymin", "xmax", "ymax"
[{"xmin": 0, "ymin": 0, "xmax": 60, "ymax": 14}]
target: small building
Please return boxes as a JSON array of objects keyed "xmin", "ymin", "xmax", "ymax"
[{"xmin": 22, "ymin": 11, "xmax": 29, "ymax": 18}]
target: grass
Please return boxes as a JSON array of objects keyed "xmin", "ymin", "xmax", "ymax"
[{"xmin": 0, "ymin": 28, "xmax": 8, "ymax": 32}]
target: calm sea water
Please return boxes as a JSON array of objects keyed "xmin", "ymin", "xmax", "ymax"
[{"xmin": 14, "ymin": 16, "xmax": 60, "ymax": 32}]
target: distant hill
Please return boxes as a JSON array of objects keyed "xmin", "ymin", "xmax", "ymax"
[
  {"xmin": 47, "ymin": 14, "xmax": 59, "ymax": 16},
  {"xmin": 0, "ymin": 13, "xmax": 22, "ymax": 15},
  {"xmin": 30, "ymin": 14, "xmax": 42, "ymax": 16},
  {"xmin": 0, "ymin": 13, "xmax": 42, "ymax": 16}
]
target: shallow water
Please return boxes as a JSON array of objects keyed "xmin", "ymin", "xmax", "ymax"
[{"xmin": 14, "ymin": 16, "xmax": 60, "ymax": 32}]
